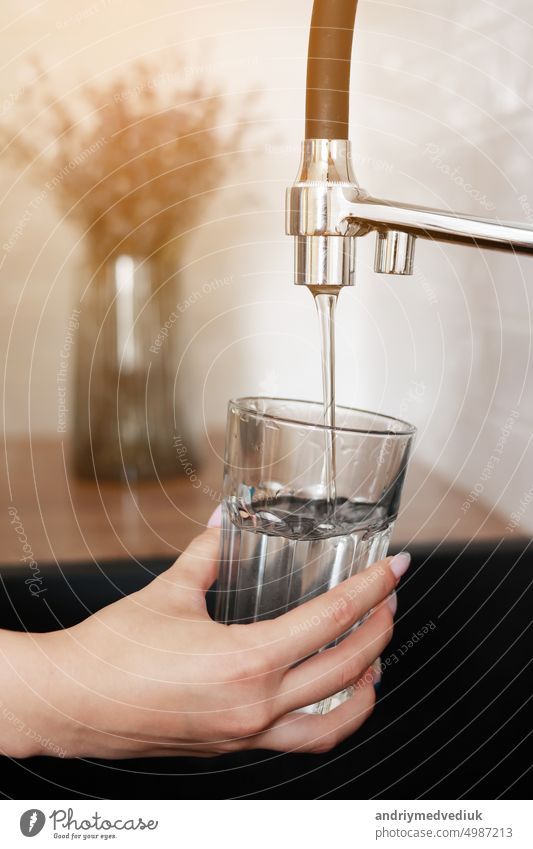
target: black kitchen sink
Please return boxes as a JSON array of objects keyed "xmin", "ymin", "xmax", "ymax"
[{"xmin": 0, "ymin": 538, "xmax": 531, "ymax": 799}]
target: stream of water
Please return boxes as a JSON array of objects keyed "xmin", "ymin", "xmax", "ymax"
[{"xmin": 312, "ymin": 289, "xmax": 340, "ymax": 515}]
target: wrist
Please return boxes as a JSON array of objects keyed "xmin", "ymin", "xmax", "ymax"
[{"xmin": 0, "ymin": 629, "xmax": 75, "ymax": 759}]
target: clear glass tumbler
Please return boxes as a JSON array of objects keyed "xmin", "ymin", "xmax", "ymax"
[{"xmin": 215, "ymin": 397, "xmax": 415, "ymax": 714}]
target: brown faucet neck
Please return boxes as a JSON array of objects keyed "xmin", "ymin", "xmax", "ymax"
[{"xmin": 305, "ymin": 0, "xmax": 359, "ymax": 140}]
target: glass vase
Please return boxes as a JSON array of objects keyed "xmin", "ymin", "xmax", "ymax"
[{"xmin": 73, "ymin": 253, "xmax": 186, "ymax": 481}]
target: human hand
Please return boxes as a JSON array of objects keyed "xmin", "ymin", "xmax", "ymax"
[{"xmin": 8, "ymin": 530, "xmax": 409, "ymax": 759}]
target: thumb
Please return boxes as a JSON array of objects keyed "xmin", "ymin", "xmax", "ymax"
[{"xmin": 162, "ymin": 527, "xmax": 221, "ymax": 599}]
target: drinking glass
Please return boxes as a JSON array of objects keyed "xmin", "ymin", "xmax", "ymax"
[{"xmin": 215, "ymin": 397, "xmax": 415, "ymax": 714}]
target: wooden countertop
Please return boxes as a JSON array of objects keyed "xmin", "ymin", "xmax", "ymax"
[{"xmin": 0, "ymin": 437, "xmax": 513, "ymax": 566}]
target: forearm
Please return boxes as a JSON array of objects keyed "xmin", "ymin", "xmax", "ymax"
[{"xmin": 0, "ymin": 629, "xmax": 68, "ymax": 758}]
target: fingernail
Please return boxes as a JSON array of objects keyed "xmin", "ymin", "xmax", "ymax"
[
  {"xmin": 390, "ymin": 551, "xmax": 411, "ymax": 581},
  {"xmin": 372, "ymin": 661, "xmax": 382, "ymax": 686},
  {"xmin": 387, "ymin": 592, "xmax": 398, "ymax": 617},
  {"xmin": 207, "ymin": 504, "xmax": 222, "ymax": 528}
]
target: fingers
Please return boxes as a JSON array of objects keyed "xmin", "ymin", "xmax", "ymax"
[
  {"xmin": 156, "ymin": 527, "xmax": 221, "ymax": 602},
  {"xmin": 276, "ymin": 604, "xmax": 393, "ymax": 714},
  {"xmin": 253, "ymin": 552, "xmax": 409, "ymax": 667},
  {"xmin": 122, "ymin": 675, "xmax": 376, "ymax": 759},
  {"xmin": 250, "ymin": 674, "xmax": 376, "ymax": 754}
]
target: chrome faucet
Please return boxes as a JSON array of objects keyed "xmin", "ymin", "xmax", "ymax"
[
  {"xmin": 287, "ymin": 2, "xmax": 533, "ymax": 289},
  {"xmin": 286, "ymin": 138, "xmax": 533, "ymax": 289}
]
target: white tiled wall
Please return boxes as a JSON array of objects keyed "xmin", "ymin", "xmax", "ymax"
[{"xmin": 1, "ymin": 0, "xmax": 532, "ymax": 532}]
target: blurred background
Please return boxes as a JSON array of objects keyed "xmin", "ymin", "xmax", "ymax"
[{"xmin": 1, "ymin": 0, "xmax": 532, "ymax": 561}]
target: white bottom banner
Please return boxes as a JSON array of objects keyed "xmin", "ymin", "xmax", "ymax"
[{"xmin": 0, "ymin": 799, "xmax": 530, "ymax": 848}]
